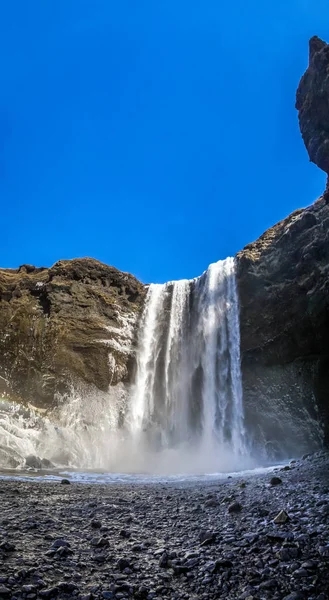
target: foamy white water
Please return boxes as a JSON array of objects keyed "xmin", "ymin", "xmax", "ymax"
[{"xmin": 127, "ymin": 257, "xmax": 248, "ymax": 471}]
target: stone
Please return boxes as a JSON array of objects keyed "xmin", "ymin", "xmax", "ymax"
[
  {"xmin": 270, "ymin": 477, "xmax": 282, "ymax": 486},
  {"xmin": 205, "ymin": 498, "xmax": 219, "ymax": 507},
  {"xmin": 51, "ymin": 539, "xmax": 70, "ymax": 548},
  {"xmin": 61, "ymin": 478, "xmax": 71, "ymax": 485},
  {"xmin": 41, "ymin": 458, "xmax": 54, "ymax": 469},
  {"xmin": 199, "ymin": 530, "xmax": 216, "ymax": 546},
  {"xmin": 228, "ymin": 501, "xmax": 242, "ymax": 513},
  {"xmin": 58, "ymin": 582, "xmax": 78, "ymax": 593},
  {"xmin": 0, "ymin": 541, "xmax": 16, "ymax": 551},
  {"xmin": 215, "ymin": 558, "xmax": 233, "ymax": 568},
  {"xmin": 25, "ymin": 455, "xmax": 42, "ymax": 469},
  {"xmin": 258, "ymin": 579, "xmax": 277, "ymax": 589},
  {"xmin": 22, "ymin": 586, "xmax": 37, "ymax": 593},
  {"xmin": 117, "ymin": 558, "xmax": 130, "ymax": 571},
  {"xmin": 91, "ymin": 536, "xmax": 109, "ymax": 548},
  {"xmin": 158, "ymin": 552, "xmax": 168, "ymax": 568},
  {"xmin": 38, "ymin": 588, "xmax": 59, "ymax": 598},
  {"xmin": 91, "ymin": 519, "xmax": 102, "ymax": 528},
  {"xmin": 273, "ymin": 510, "xmax": 289, "ymax": 524}
]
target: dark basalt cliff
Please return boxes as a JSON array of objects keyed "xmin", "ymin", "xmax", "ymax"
[
  {"xmin": 296, "ymin": 36, "xmax": 329, "ymax": 186},
  {"xmin": 0, "ymin": 259, "xmax": 145, "ymax": 407},
  {"xmin": 236, "ymin": 198, "xmax": 329, "ymax": 453}
]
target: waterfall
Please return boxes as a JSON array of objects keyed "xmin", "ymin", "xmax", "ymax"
[{"xmin": 128, "ymin": 257, "xmax": 247, "ymax": 470}]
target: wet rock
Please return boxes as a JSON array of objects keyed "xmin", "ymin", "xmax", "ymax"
[
  {"xmin": 259, "ymin": 579, "xmax": 277, "ymax": 589},
  {"xmin": 60, "ymin": 478, "xmax": 71, "ymax": 485},
  {"xmin": 51, "ymin": 538, "xmax": 70, "ymax": 549},
  {"xmin": 279, "ymin": 547, "xmax": 300, "ymax": 560},
  {"xmin": 58, "ymin": 582, "xmax": 78, "ymax": 593},
  {"xmin": 215, "ymin": 558, "xmax": 233, "ymax": 569},
  {"xmin": 270, "ymin": 477, "xmax": 282, "ymax": 486},
  {"xmin": 228, "ymin": 501, "xmax": 242, "ymax": 513},
  {"xmin": 25, "ymin": 455, "xmax": 42, "ymax": 469},
  {"xmin": 91, "ymin": 519, "xmax": 102, "ymax": 529},
  {"xmin": 119, "ymin": 529, "xmax": 130, "ymax": 538},
  {"xmin": 185, "ymin": 557, "xmax": 199, "ymax": 569},
  {"xmin": 41, "ymin": 458, "xmax": 54, "ymax": 469},
  {"xmin": 0, "ymin": 586, "xmax": 11, "ymax": 598},
  {"xmin": 199, "ymin": 530, "xmax": 216, "ymax": 546},
  {"xmin": 22, "ymin": 585, "xmax": 37, "ymax": 593},
  {"xmin": 38, "ymin": 587, "xmax": 59, "ymax": 598},
  {"xmin": 173, "ymin": 565, "xmax": 189, "ymax": 576},
  {"xmin": 91, "ymin": 536, "xmax": 109, "ymax": 548},
  {"xmin": 205, "ymin": 497, "xmax": 219, "ymax": 507},
  {"xmin": 0, "ymin": 541, "xmax": 16, "ymax": 552},
  {"xmin": 159, "ymin": 552, "xmax": 169, "ymax": 568},
  {"xmin": 301, "ymin": 560, "xmax": 317, "ymax": 569},
  {"xmin": 117, "ymin": 558, "xmax": 130, "ymax": 571},
  {"xmin": 273, "ymin": 509, "xmax": 289, "ymax": 524}
]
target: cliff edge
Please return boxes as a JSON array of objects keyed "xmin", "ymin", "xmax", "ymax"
[{"xmin": 0, "ymin": 259, "xmax": 145, "ymax": 407}]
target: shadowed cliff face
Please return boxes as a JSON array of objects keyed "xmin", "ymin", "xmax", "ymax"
[
  {"xmin": 0, "ymin": 259, "xmax": 145, "ymax": 408},
  {"xmin": 236, "ymin": 198, "xmax": 329, "ymax": 452},
  {"xmin": 296, "ymin": 36, "xmax": 329, "ymax": 192}
]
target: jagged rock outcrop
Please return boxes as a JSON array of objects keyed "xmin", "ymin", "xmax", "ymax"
[
  {"xmin": 0, "ymin": 259, "xmax": 145, "ymax": 408},
  {"xmin": 296, "ymin": 36, "xmax": 329, "ymax": 197}
]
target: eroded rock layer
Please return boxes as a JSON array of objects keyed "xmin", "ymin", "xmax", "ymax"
[{"xmin": 0, "ymin": 259, "xmax": 145, "ymax": 407}]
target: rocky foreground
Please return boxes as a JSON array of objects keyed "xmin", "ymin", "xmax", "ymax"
[{"xmin": 0, "ymin": 453, "xmax": 328, "ymax": 600}]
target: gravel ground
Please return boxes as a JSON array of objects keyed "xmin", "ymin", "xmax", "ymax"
[{"xmin": 0, "ymin": 452, "xmax": 329, "ymax": 600}]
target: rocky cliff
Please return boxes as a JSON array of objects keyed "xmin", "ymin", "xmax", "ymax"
[
  {"xmin": 236, "ymin": 36, "xmax": 329, "ymax": 453},
  {"xmin": 0, "ymin": 259, "xmax": 145, "ymax": 408},
  {"xmin": 236, "ymin": 197, "xmax": 329, "ymax": 454},
  {"xmin": 296, "ymin": 36, "xmax": 329, "ymax": 192}
]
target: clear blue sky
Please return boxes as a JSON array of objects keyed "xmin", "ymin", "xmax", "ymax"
[{"xmin": 1, "ymin": 1, "xmax": 328, "ymax": 283}]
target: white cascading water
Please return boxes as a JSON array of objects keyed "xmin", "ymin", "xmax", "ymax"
[
  {"xmin": 127, "ymin": 257, "xmax": 248, "ymax": 472},
  {"xmin": 0, "ymin": 257, "xmax": 252, "ymax": 474}
]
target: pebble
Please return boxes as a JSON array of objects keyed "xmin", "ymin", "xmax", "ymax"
[
  {"xmin": 0, "ymin": 451, "xmax": 328, "ymax": 599},
  {"xmin": 228, "ymin": 501, "xmax": 242, "ymax": 513},
  {"xmin": 273, "ymin": 509, "xmax": 289, "ymax": 524},
  {"xmin": 270, "ymin": 476, "xmax": 283, "ymax": 486}
]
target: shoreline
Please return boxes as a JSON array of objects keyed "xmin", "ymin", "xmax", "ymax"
[
  {"xmin": 0, "ymin": 451, "xmax": 329, "ymax": 599},
  {"xmin": 0, "ymin": 461, "xmax": 285, "ymax": 486}
]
